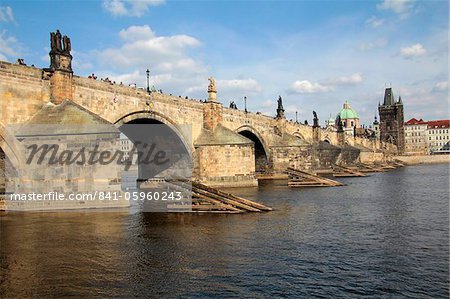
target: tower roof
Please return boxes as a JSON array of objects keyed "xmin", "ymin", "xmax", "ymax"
[{"xmin": 383, "ymin": 87, "xmax": 395, "ymax": 106}]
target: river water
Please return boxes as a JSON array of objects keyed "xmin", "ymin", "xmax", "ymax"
[{"xmin": 1, "ymin": 164, "xmax": 449, "ymax": 298}]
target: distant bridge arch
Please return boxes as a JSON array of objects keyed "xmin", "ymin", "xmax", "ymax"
[
  {"xmin": 292, "ymin": 131, "xmax": 306, "ymax": 140},
  {"xmin": 236, "ymin": 125, "xmax": 270, "ymax": 173}
]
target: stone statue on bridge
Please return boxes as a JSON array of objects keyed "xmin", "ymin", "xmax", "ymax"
[
  {"xmin": 50, "ymin": 30, "xmax": 71, "ymax": 54},
  {"xmin": 276, "ymin": 96, "xmax": 285, "ymax": 119},
  {"xmin": 48, "ymin": 29, "xmax": 73, "ymax": 73},
  {"xmin": 336, "ymin": 115, "xmax": 344, "ymax": 132},
  {"xmin": 62, "ymin": 35, "xmax": 71, "ymax": 54},
  {"xmin": 207, "ymin": 77, "xmax": 217, "ymax": 102},
  {"xmin": 313, "ymin": 111, "xmax": 319, "ymax": 128},
  {"xmin": 208, "ymin": 77, "xmax": 216, "ymax": 93}
]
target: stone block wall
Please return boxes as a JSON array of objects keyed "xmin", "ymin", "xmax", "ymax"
[
  {"xmin": 336, "ymin": 146, "xmax": 361, "ymax": 165},
  {"xmin": 0, "ymin": 62, "xmax": 50, "ymax": 125},
  {"xmin": 312, "ymin": 143, "xmax": 341, "ymax": 168},
  {"xmin": 359, "ymin": 151, "xmax": 385, "ymax": 164},
  {"xmin": 50, "ymin": 71, "xmax": 73, "ymax": 104},
  {"xmin": 6, "ymin": 130, "xmax": 129, "ymax": 210},
  {"xmin": 273, "ymin": 146, "xmax": 312, "ymax": 172},
  {"xmin": 195, "ymin": 144, "xmax": 257, "ymax": 187},
  {"xmin": 203, "ymin": 102, "xmax": 223, "ymax": 131}
]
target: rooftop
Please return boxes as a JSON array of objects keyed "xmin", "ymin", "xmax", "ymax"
[{"xmin": 337, "ymin": 100, "xmax": 359, "ymax": 120}]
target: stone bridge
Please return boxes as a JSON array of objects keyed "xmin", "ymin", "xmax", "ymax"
[{"xmin": 0, "ymin": 34, "xmax": 396, "ymax": 189}]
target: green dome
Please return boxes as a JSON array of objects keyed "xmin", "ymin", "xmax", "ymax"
[{"xmin": 337, "ymin": 101, "xmax": 359, "ymax": 120}]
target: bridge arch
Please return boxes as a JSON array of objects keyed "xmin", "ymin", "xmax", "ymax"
[
  {"xmin": 236, "ymin": 125, "xmax": 270, "ymax": 173},
  {"xmin": 114, "ymin": 111, "xmax": 192, "ymax": 186},
  {"xmin": 292, "ymin": 131, "xmax": 306, "ymax": 140},
  {"xmin": 114, "ymin": 110, "xmax": 193, "ymax": 153},
  {"xmin": 322, "ymin": 134, "xmax": 333, "ymax": 145}
]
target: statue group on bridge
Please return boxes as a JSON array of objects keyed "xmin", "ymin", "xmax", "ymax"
[
  {"xmin": 313, "ymin": 111, "xmax": 319, "ymax": 128},
  {"xmin": 276, "ymin": 96, "xmax": 285, "ymax": 119},
  {"xmin": 50, "ymin": 29, "xmax": 71, "ymax": 55},
  {"xmin": 229, "ymin": 101, "xmax": 238, "ymax": 109},
  {"xmin": 208, "ymin": 77, "xmax": 216, "ymax": 93}
]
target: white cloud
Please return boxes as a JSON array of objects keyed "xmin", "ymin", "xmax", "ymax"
[
  {"xmin": 102, "ymin": 0, "xmax": 164, "ymax": 17},
  {"xmin": 108, "ymin": 69, "xmax": 141, "ymax": 85},
  {"xmin": 288, "ymin": 80, "xmax": 334, "ymax": 94},
  {"xmin": 287, "ymin": 73, "xmax": 363, "ymax": 95},
  {"xmin": 400, "ymin": 43, "xmax": 427, "ymax": 58},
  {"xmin": 0, "ymin": 6, "xmax": 14, "ymax": 22},
  {"xmin": 359, "ymin": 38, "xmax": 388, "ymax": 51},
  {"xmin": 366, "ymin": 16, "xmax": 385, "ymax": 28},
  {"xmin": 377, "ymin": 0, "xmax": 417, "ymax": 19},
  {"xmin": 119, "ymin": 25, "xmax": 155, "ymax": 41},
  {"xmin": 0, "ymin": 30, "xmax": 20, "ymax": 61},
  {"xmin": 76, "ymin": 25, "xmax": 208, "ymax": 98},
  {"xmin": 433, "ymin": 81, "xmax": 449, "ymax": 92},
  {"xmin": 99, "ymin": 25, "xmax": 201, "ymax": 70},
  {"xmin": 328, "ymin": 73, "xmax": 364, "ymax": 86}
]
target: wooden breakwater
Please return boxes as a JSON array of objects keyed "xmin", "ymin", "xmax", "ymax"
[
  {"xmin": 192, "ymin": 181, "xmax": 272, "ymax": 213},
  {"xmin": 286, "ymin": 167, "xmax": 343, "ymax": 188}
]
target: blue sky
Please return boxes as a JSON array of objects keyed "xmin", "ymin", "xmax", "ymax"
[{"xmin": 1, "ymin": 0, "xmax": 448, "ymax": 125}]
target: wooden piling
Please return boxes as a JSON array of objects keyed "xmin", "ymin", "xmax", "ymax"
[
  {"xmin": 332, "ymin": 164, "xmax": 367, "ymax": 177},
  {"xmin": 191, "ymin": 181, "xmax": 272, "ymax": 213},
  {"xmin": 286, "ymin": 167, "xmax": 343, "ymax": 187}
]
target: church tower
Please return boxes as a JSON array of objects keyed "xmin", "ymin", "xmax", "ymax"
[{"xmin": 378, "ymin": 87, "xmax": 405, "ymax": 153}]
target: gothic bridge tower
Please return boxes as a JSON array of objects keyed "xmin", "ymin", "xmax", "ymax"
[{"xmin": 378, "ymin": 87, "xmax": 405, "ymax": 153}]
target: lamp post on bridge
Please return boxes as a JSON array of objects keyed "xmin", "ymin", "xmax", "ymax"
[
  {"xmin": 146, "ymin": 68, "xmax": 150, "ymax": 93},
  {"xmin": 244, "ymin": 96, "xmax": 247, "ymax": 113}
]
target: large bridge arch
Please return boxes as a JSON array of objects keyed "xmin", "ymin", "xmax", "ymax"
[
  {"xmin": 114, "ymin": 111, "xmax": 193, "ymax": 185},
  {"xmin": 236, "ymin": 125, "xmax": 270, "ymax": 173},
  {"xmin": 114, "ymin": 110, "xmax": 193, "ymax": 153}
]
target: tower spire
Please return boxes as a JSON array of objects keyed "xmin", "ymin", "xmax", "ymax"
[{"xmin": 383, "ymin": 87, "xmax": 395, "ymax": 106}]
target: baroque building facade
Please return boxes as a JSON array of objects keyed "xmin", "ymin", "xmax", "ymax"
[
  {"xmin": 404, "ymin": 118, "xmax": 428, "ymax": 155},
  {"xmin": 426, "ymin": 120, "xmax": 450, "ymax": 154}
]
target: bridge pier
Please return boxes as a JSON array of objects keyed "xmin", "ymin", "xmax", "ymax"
[{"xmin": 193, "ymin": 87, "xmax": 258, "ymax": 187}]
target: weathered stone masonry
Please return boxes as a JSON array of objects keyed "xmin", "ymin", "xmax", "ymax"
[{"xmin": 0, "ymin": 59, "xmax": 396, "ymax": 190}]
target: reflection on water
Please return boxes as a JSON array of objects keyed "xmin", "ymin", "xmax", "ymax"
[{"xmin": 1, "ymin": 164, "xmax": 449, "ymax": 298}]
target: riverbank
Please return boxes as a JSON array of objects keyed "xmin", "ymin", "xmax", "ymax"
[{"xmin": 395, "ymin": 154, "xmax": 450, "ymax": 165}]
